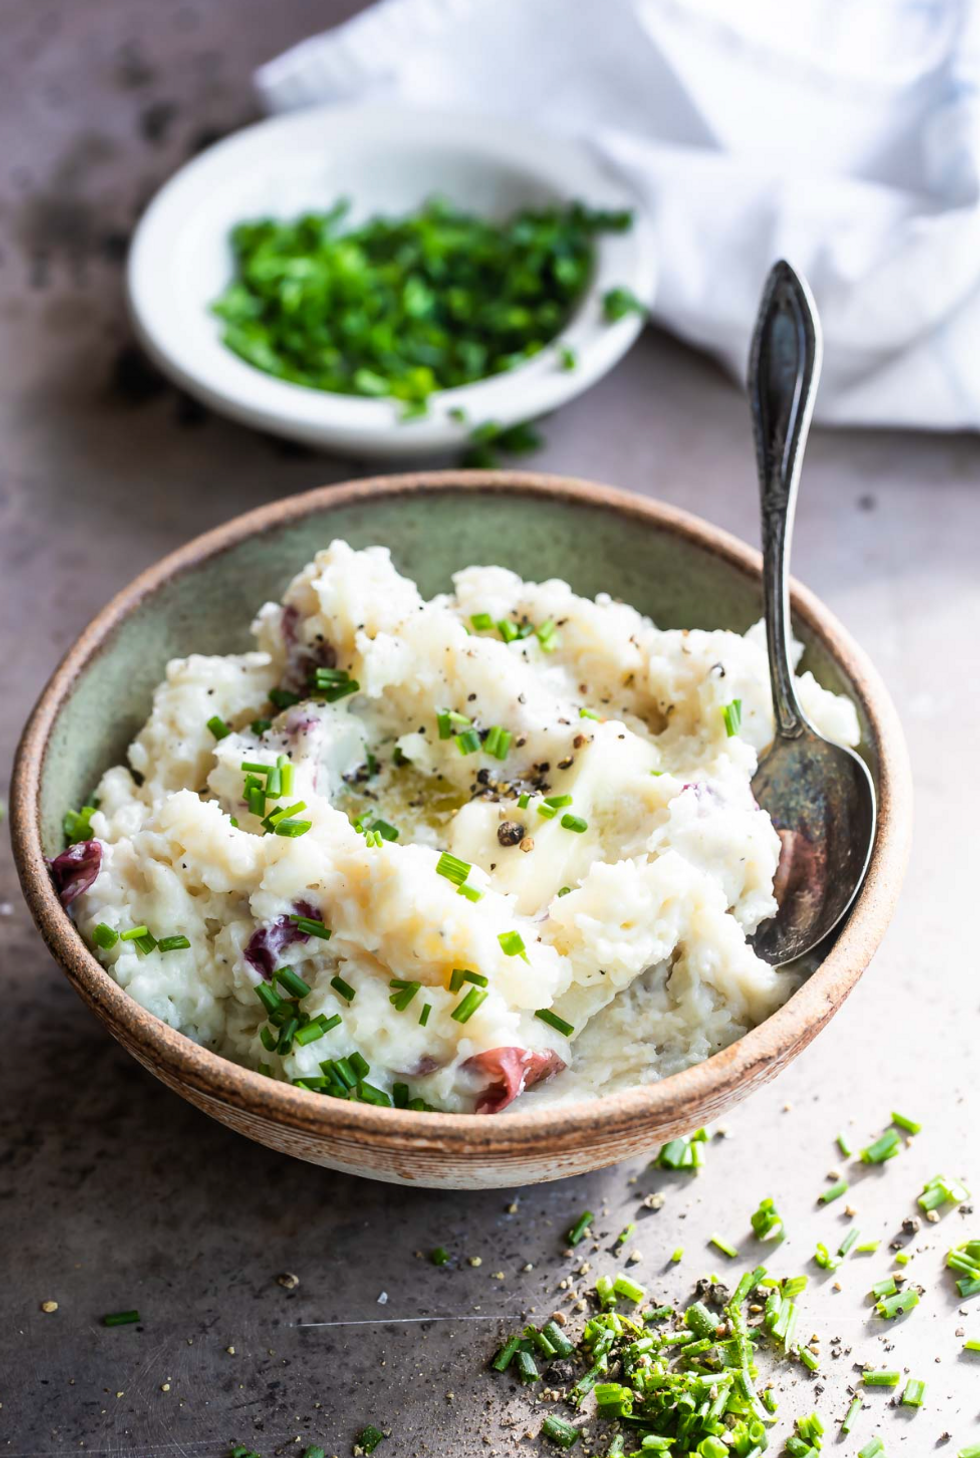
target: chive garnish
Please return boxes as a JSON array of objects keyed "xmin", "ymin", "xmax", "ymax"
[
  {"xmin": 818, "ymin": 1179, "xmax": 848, "ymax": 1204},
  {"xmin": 541, "ymin": 1415, "xmax": 579, "ymax": 1448},
  {"xmin": 419, "ymin": 1003, "xmax": 431, "ymax": 1027},
  {"xmin": 837, "ymin": 1131, "xmax": 853, "ymax": 1158},
  {"xmin": 274, "ymin": 818, "xmax": 312, "ymax": 837},
  {"xmin": 457, "ymin": 882, "xmax": 484, "ymax": 902},
  {"xmin": 389, "ymin": 979, "xmax": 422, "ymax": 1011},
  {"xmin": 862, "ymin": 1370, "xmax": 900, "ymax": 1386},
  {"xmin": 103, "ymin": 1310, "xmax": 140, "ymax": 1327},
  {"xmin": 567, "ymin": 1210, "xmax": 594, "ymax": 1246},
  {"xmin": 437, "ymin": 708, "xmax": 471, "ymax": 740},
  {"xmin": 535, "ymin": 1008, "xmax": 574, "ymax": 1037},
  {"xmin": 750, "ymin": 1197, "xmax": 783, "ymax": 1241},
  {"xmin": 891, "ymin": 1110, "xmax": 921, "ymax": 1133},
  {"xmin": 436, "ymin": 851, "xmax": 471, "ymax": 886},
  {"xmin": 860, "ymin": 1129, "xmax": 901, "ymax": 1163},
  {"xmin": 431, "ymin": 1246, "xmax": 451, "ymax": 1267},
  {"xmin": 330, "ymin": 974, "xmax": 355, "ymax": 1003},
  {"xmin": 250, "ymin": 718, "xmax": 272, "ymax": 736},
  {"xmin": 449, "ymin": 969, "xmax": 487, "ymax": 992},
  {"xmin": 255, "ymin": 982, "xmax": 282, "ymax": 1017},
  {"xmin": 484, "ymin": 725, "xmax": 512, "ymax": 760},
  {"xmin": 64, "ymin": 804, "xmax": 97, "ymax": 844},
  {"xmin": 451, "ymin": 986, "xmax": 488, "ymax": 1023},
  {"xmin": 158, "ymin": 934, "xmax": 190, "ymax": 953},
  {"xmin": 207, "ymin": 715, "xmax": 231, "ymax": 740},
  {"xmin": 841, "ymin": 1394, "xmax": 862, "ymax": 1434},
  {"xmin": 876, "ymin": 1288, "xmax": 919, "ymax": 1318},
  {"xmin": 93, "ymin": 923, "xmax": 118, "ymax": 950},
  {"xmin": 275, "ymin": 966, "xmax": 311, "ymax": 999},
  {"xmin": 268, "ymin": 688, "xmax": 300, "ymax": 710},
  {"xmin": 709, "ymin": 1234, "xmax": 740, "ymax": 1259},
  {"xmin": 456, "ymin": 728, "xmax": 481, "ymax": 755},
  {"xmin": 470, "ymin": 613, "xmax": 495, "ymax": 631},
  {"xmin": 561, "ymin": 813, "xmax": 588, "ymax": 833},
  {"xmin": 356, "ymin": 1426, "xmax": 386, "ymax": 1455},
  {"xmin": 721, "ymin": 699, "xmax": 742, "ymax": 737},
  {"xmin": 289, "ymin": 914, "xmax": 331, "ymax": 940},
  {"xmin": 498, "ymin": 930, "xmax": 527, "ymax": 960},
  {"xmin": 119, "ymin": 925, "xmax": 149, "ymax": 942},
  {"xmin": 901, "ymin": 1378, "xmax": 926, "ymax": 1406}
]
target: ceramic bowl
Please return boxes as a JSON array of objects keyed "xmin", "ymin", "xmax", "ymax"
[
  {"xmin": 11, "ymin": 473, "xmax": 912, "ymax": 1189},
  {"xmin": 127, "ymin": 104, "xmax": 656, "ymax": 458}
]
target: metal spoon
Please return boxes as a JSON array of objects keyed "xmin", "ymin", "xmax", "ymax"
[{"xmin": 747, "ymin": 260, "xmax": 876, "ymax": 966}]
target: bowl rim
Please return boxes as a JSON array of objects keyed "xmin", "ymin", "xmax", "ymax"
[
  {"xmin": 11, "ymin": 471, "xmax": 913, "ymax": 1157},
  {"xmin": 125, "ymin": 102, "xmax": 657, "ymax": 454}
]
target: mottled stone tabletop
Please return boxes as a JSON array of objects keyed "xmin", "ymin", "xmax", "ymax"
[{"xmin": 1, "ymin": 3, "xmax": 978, "ymax": 1456}]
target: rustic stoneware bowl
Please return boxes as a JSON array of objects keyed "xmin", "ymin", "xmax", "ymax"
[{"xmin": 12, "ymin": 472, "xmax": 912, "ymax": 1189}]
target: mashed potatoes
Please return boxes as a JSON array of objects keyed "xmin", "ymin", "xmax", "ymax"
[{"xmin": 53, "ymin": 543, "xmax": 859, "ymax": 1113}]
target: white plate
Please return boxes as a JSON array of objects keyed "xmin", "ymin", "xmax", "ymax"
[{"xmin": 127, "ymin": 104, "xmax": 656, "ymax": 459}]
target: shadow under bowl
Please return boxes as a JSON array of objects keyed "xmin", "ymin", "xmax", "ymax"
[{"xmin": 11, "ymin": 471, "xmax": 912, "ymax": 1188}]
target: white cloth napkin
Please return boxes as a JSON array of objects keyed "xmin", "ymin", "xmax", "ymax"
[{"xmin": 257, "ymin": 0, "xmax": 980, "ymax": 430}]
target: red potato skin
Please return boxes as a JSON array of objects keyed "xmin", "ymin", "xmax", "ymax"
[{"xmin": 463, "ymin": 1047, "xmax": 566, "ymax": 1114}]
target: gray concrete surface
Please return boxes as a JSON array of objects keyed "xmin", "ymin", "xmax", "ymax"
[{"xmin": 1, "ymin": 3, "xmax": 979, "ymax": 1455}]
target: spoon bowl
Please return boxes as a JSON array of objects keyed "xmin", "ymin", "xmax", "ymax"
[{"xmin": 747, "ymin": 261, "xmax": 878, "ymax": 966}]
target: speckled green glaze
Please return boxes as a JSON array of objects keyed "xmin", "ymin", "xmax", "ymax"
[{"xmin": 13, "ymin": 472, "xmax": 911, "ymax": 1189}]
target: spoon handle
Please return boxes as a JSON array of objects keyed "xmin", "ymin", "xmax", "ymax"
[{"xmin": 748, "ymin": 260, "xmax": 823, "ymax": 740}]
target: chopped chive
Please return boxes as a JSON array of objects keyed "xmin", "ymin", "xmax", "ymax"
[
  {"xmin": 561, "ymin": 813, "xmax": 588, "ymax": 833},
  {"xmin": 436, "ymin": 851, "xmax": 471, "ymax": 886},
  {"xmin": 891, "ymin": 1111, "xmax": 921, "ymax": 1134},
  {"xmin": 451, "ymin": 986, "xmax": 488, "ymax": 1023},
  {"xmin": 517, "ymin": 792, "xmax": 530, "ymax": 808},
  {"xmin": 894, "ymin": 1249, "xmax": 910, "ymax": 1266},
  {"xmin": 470, "ymin": 613, "xmax": 495, "ymax": 631},
  {"xmin": 515, "ymin": 1349, "xmax": 539, "ymax": 1384},
  {"xmin": 540, "ymin": 1320, "xmax": 574, "ymax": 1358},
  {"xmin": 103, "ymin": 1310, "xmax": 140, "ymax": 1327},
  {"xmin": 274, "ymin": 818, "xmax": 312, "ymax": 837},
  {"xmin": 392, "ymin": 1082, "xmax": 409, "ymax": 1108},
  {"xmin": 535, "ymin": 1008, "xmax": 574, "ymax": 1037},
  {"xmin": 158, "ymin": 934, "xmax": 190, "ymax": 953},
  {"xmin": 498, "ymin": 930, "xmax": 527, "ymax": 960},
  {"xmin": 456, "ymin": 728, "xmax": 481, "ymax": 754},
  {"xmin": 860, "ymin": 1129, "xmax": 901, "ymax": 1164},
  {"xmin": 292, "ymin": 1018, "xmax": 325, "ymax": 1046},
  {"xmin": 557, "ymin": 886, "xmax": 571, "ymax": 897},
  {"xmin": 579, "ymin": 707, "xmax": 601, "ymax": 721},
  {"xmin": 356, "ymin": 1427, "xmax": 386, "ymax": 1455},
  {"xmin": 750, "ymin": 1197, "xmax": 783, "ymax": 1241},
  {"xmin": 876, "ymin": 1288, "xmax": 919, "ymax": 1318},
  {"xmin": 670, "ymin": 1247, "xmax": 684, "ymax": 1263},
  {"xmin": 872, "ymin": 1276, "xmax": 898, "ymax": 1298},
  {"xmin": 274, "ymin": 966, "xmax": 311, "ymax": 999},
  {"xmin": 497, "ymin": 619, "xmax": 519, "ymax": 643},
  {"xmin": 721, "ymin": 698, "xmax": 742, "ymax": 737},
  {"xmin": 133, "ymin": 933, "xmax": 157, "ymax": 954},
  {"xmin": 837, "ymin": 1131, "xmax": 853, "ymax": 1158},
  {"xmin": 855, "ymin": 1239, "xmax": 880, "ymax": 1253},
  {"xmin": 837, "ymin": 1227, "xmax": 860, "ymax": 1259},
  {"xmin": 389, "ymin": 979, "xmax": 422, "ymax": 1011},
  {"xmin": 709, "ymin": 1234, "xmax": 740, "ymax": 1259},
  {"xmin": 276, "ymin": 1015, "xmax": 299, "ymax": 1055},
  {"xmin": 557, "ymin": 344, "xmax": 577, "ymax": 372},
  {"xmin": 357, "ymin": 1081, "xmax": 391, "ymax": 1107},
  {"xmin": 449, "ymin": 968, "xmax": 487, "ymax": 992},
  {"xmin": 491, "ymin": 1333, "xmax": 520, "ymax": 1369},
  {"xmin": 544, "ymin": 794, "xmax": 573, "ymax": 808},
  {"xmin": 535, "ymin": 619, "xmax": 559, "ymax": 653},
  {"xmin": 93, "ymin": 922, "xmax": 118, "ymax": 950},
  {"xmin": 457, "ymin": 882, "xmax": 484, "ymax": 902},
  {"xmin": 330, "ymin": 974, "xmax": 355, "ymax": 1002},
  {"xmin": 240, "ymin": 760, "xmax": 272, "ymax": 774},
  {"xmin": 64, "ymin": 804, "xmax": 98, "ymax": 844},
  {"xmin": 841, "ymin": 1394, "xmax": 863, "ymax": 1433},
  {"xmin": 268, "ymin": 687, "xmax": 300, "ymax": 710},
  {"xmin": 207, "ymin": 715, "xmax": 231, "ymax": 740},
  {"xmin": 255, "ymin": 982, "xmax": 282, "ymax": 1017},
  {"xmin": 537, "ymin": 803, "xmax": 558, "ymax": 820},
  {"xmin": 862, "ymin": 1370, "xmax": 900, "ymax": 1386},
  {"xmin": 484, "ymin": 725, "xmax": 512, "ymax": 760},
  {"xmin": 964, "ymin": 1339, "xmax": 980, "ymax": 1352},
  {"xmin": 289, "ymin": 914, "xmax": 331, "ymax": 940},
  {"xmin": 250, "ymin": 718, "xmax": 272, "ymax": 736},
  {"xmin": 436, "ymin": 708, "xmax": 471, "ymax": 740},
  {"xmin": 798, "ymin": 1346, "xmax": 820, "ymax": 1371},
  {"xmin": 818, "ymin": 1179, "xmax": 849, "ymax": 1204},
  {"xmin": 857, "ymin": 1441, "xmax": 884, "ymax": 1458},
  {"xmin": 264, "ymin": 764, "xmax": 282, "ymax": 797},
  {"xmin": 418, "ymin": 1003, "xmax": 431, "ymax": 1027},
  {"xmin": 279, "ymin": 760, "xmax": 294, "ymax": 796},
  {"xmin": 540, "ymin": 1415, "xmax": 579, "ymax": 1449},
  {"xmin": 119, "ymin": 925, "xmax": 149, "ymax": 942},
  {"xmin": 567, "ymin": 1210, "xmax": 594, "ymax": 1246},
  {"xmin": 901, "ymin": 1378, "xmax": 926, "ymax": 1406}
]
